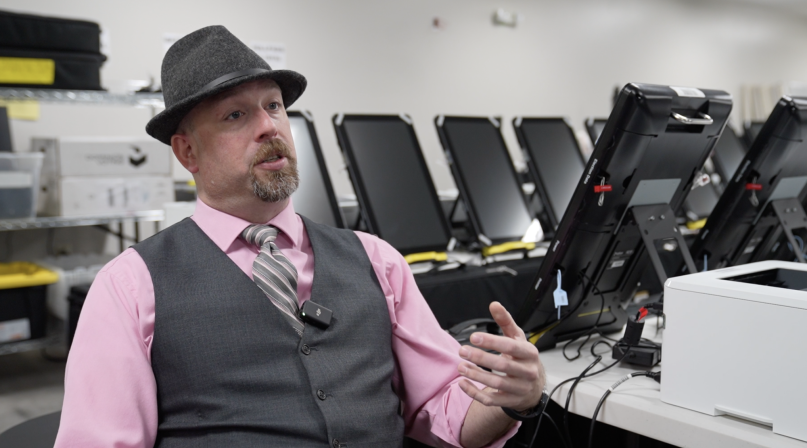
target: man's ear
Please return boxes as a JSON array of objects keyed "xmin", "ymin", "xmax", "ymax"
[{"xmin": 171, "ymin": 132, "xmax": 199, "ymax": 174}]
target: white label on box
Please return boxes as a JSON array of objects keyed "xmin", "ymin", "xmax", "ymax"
[
  {"xmin": 0, "ymin": 318, "xmax": 31, "ymax": 343},
  {"xmin": 670, "ymin": 86, "xmax": 705, "ymax": 98},
  {"xmin": 0, "ymin": 171, "xmax": 33, "ymax": 188}
]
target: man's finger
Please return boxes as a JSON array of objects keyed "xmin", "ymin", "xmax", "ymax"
[
  {"xmin": 458, "ymin": 379, "xmax": 521, "ymax": 409},
  {"xmin": 460, "ymin": 343, "xmax": 538, "ymax": 379},
  {"xmin": 458, "ymin": 362, "xmax": 532, "ymax": 396},
  {"xmin": 458, "ymin": 379, "xmax": 492, "ymax": 406},
  {"xmin": 489, "ymin": 302, "xmax": 525, "ymax": 340},
  {"xmin": 468, "ymin": 332, "xmax": 540, "ymax": 362}
]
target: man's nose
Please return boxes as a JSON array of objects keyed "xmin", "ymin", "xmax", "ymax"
[{"xmin": 255, "ymin": 108, "xmax": 278, "ymax": 142}]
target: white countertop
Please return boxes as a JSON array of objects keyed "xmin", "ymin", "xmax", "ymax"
[{"xmin": 539, "ymin": 317, "xmax": 805, "ymax": 448}]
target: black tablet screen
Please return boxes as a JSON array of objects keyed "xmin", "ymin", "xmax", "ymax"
[
  {"xmin": 341, "ymin": 117, "xmax": 449, "ymax": 253},
  {"xmin": 519, "ymin": 119, "xmax": 584, "ymax": 219},
  {"xmin": 441, "ymin": 118, "xmax": 533, "ymax": 242},
  {"xmin": 289, "ymin": 115, "xmax": 340, "ymax": 227}
]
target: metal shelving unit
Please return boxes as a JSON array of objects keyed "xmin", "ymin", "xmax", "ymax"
[
  {"xmin": 0, "ymin": 333, "xmax": 64, "ymax": 357},
  {"xmin": 0, "ymin": 212, "xmax": 165, "ymax": 357},
  {"xmin": 0, "ymin": 210, "xmax": 164, "ymax": 231},
  {"xmin": 0, "ymin": 209, "xmax": 165, "ymax": 255},
  {"xmin": 0, "ymin": 314, "xmax": 68, "ymax": 357},
  {"xmin": 0, "ymin": 90, "xmax": 166, "ymax": 356},
  {"xmin": 0, "ymin": 87, "xmax": 164, "ymax": 108}
]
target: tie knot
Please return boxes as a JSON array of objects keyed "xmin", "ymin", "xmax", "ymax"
[{"xmin": 242, "ymin": 224, "xmax": 279, "ymax": 247}]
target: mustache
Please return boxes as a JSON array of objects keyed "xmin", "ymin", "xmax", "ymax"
[{"xmin": 250, "ymin": 139, "xmax": 294, "ymax": 168}]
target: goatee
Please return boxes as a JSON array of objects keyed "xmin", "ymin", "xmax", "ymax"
[{"xmin": 249, "ymin": 139, "xmax": 299, "ymax": 202}]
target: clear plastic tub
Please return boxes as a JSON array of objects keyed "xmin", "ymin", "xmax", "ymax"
[
  {"xmin": 0, "ymin": 152, "xmax": 44, "ymax": 219},
  {"xmin": 37, "ymin": 253, "xmax": 114, "ymax": 320}
]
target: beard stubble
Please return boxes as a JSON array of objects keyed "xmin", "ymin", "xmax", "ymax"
[{"xmin": 249, "ymin": 139, "xmax": 300, "ymax": 203}]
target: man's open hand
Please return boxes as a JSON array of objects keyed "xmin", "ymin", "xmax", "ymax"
[{"xmin": 457, "ymin": 301, "xmax": 546, "ymax": 413}]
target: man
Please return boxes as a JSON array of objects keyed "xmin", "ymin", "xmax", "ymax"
[{"xmin": 55, "ymin": 25, "xmax": 546, "ymax": 448}]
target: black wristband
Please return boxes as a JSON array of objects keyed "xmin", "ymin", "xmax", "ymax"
[{"xmin": 502, "ymin": 389, "xmax": 549, "ymax": 421}]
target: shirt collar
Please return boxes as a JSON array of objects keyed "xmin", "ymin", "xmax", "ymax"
[{"xmin": 192, "ymin": 198, "xmax": 301, "ymax": 251}]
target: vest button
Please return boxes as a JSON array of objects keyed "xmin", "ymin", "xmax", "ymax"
[
  {"xmin": 332, "ymin": 439, "xmax": 340, "ymax": 448},
  {"xmin": 317, "ymin": 389, "xmax": 326, "ymax": 400},
  {"xmin": 301, "ymin": 344, "xmax": 311, "ymax": 355}
]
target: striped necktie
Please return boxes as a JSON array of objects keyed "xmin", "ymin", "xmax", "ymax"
[{"xmin": 242, "ymin": 225, "xmax": 305, "ymax": 336}]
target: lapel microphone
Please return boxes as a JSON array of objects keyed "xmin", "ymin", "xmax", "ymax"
[{"xmin": 300, "ymin": 301, "xmax": 333, "ymax": 329}]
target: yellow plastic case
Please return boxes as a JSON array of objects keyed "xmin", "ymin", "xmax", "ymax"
[
  {"xmin": 403, "ymin": 251, "xmax": 448, "ymax": 264},
  {"xmin": 0, "ymin": 262, "xmax": 59, "ymax": 290},
  {"xmin": 482, "ymin": 241, "xmax": 536, "ymax": 258}
]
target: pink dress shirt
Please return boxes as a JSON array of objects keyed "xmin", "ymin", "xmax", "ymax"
[{"xmin": 55, "ymin": 198, "xmax": 517, "ymax": 448}]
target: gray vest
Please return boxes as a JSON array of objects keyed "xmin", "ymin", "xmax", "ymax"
[{"xmin": 133, "ymin": 216, "xmax": 404, "ymax": 448}]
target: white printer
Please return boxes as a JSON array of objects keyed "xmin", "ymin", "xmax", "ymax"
[{"xmin": 662, "ymin": 260, "xmax": 807, "ymax": 443}]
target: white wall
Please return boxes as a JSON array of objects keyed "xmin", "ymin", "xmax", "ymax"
[{"xmin": 5, "ymin": 0, "xmax": 807, "ymax": 196}]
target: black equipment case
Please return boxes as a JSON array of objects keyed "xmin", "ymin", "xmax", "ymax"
[
  {"xmin": 0, "ymin": 9, "xmax": 106, "ymax": 90},
  {"xmin": 67, "ymin": 283, "xmax": 91, "ymax": 349}
]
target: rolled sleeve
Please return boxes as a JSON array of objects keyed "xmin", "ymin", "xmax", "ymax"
[
  {"xmin": 356, "ymin": 232, "xmax": 517, "ymax": 447},
  {"xmin": 54, "ymin": 249, "xmax": 158, "ymax": 448}
]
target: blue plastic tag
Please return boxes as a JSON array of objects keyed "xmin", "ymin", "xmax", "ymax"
[{"xmin": 553, "ymin": 270, "xmax": 568, "ymax": 319}]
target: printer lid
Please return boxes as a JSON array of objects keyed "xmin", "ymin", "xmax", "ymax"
[{"xmin": 665, "ymin": 260, "xmax": 807, "ymax": 310}]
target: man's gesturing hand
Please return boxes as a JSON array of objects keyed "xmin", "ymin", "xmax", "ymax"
[{"xmin": 457, "ymin": 301, "xmax": 546, "ymax": 413}]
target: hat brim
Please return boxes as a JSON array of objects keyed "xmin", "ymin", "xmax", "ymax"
[{"xmin": 146, "ymin": 69, "xmax": 307, "ymax": 145}]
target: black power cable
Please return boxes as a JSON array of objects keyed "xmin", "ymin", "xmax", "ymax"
[
  {"xmin": 561, "ymin": 271, "xmax": 611, "ymax": 443},
  {"xmin": 562, "ymin": 341, "xmax": 652, "ymax": 444},
  {"xmin": 561, "ymin": 271, "xmax": 607, "ymax": 361},
  {"xmin": 527, "ymin": 342, "xmax": 636, "ymax": 448},
  {"xmin": 527, "ymin": 357, "xmax": 598, "ymax": 448},
  {"xmin": 588, "ymin": 371, "xmax": 662, "ymax": 448},
  {"xmin": 590, "ymin": 340, "xmax": 612, "ymax": 356},
  {"xmin": 527, "ymin": 410, "xmax": 570, "ymax": 448},
  {"xmin": 540, "ymin": 412, "xmax": 568, "ymax": 448},
  {"xmin": 561, "ymin": 356, "xmax": 603, "ymax": 446},
  {"xmin": 527, "ymin": 270, "xmax": 651, "ymax": 448}
]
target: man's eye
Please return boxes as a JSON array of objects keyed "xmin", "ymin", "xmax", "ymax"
[
  {"xmin": 227, "ymin": 111, "xmax": 243, "ymax": 120},
  {"xmin": 267, "ymin": 102, "xmax": 280, "ymax": 110}
]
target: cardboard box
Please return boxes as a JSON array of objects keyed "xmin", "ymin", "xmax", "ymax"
[
  {"xmin": 42, "ymin": 175, "xmax": 174, "ymax": 217},
  {"xmin": 33, "ymin": 136, "xmax": 171, "ymax": 178},
  {"xmin": 32, "ymin": 137, "xmax": 174, "ymax": 216}
]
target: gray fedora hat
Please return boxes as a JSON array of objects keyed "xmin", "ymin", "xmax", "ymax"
[{"xmin": 146, "ymin": 25, "xmax": 306, "ymax": 145}]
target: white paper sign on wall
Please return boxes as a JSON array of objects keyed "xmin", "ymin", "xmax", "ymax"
[
  {"xmin": 100, "ymin": 27, "xmax": 112, "ymax": 57},
  {"xmin": 249, "ymin": 41, "xmax": 286, "ymax": 69},
  {"xmin": 163, "ymin": 32, "xmax": 184, "ymax": 55}
]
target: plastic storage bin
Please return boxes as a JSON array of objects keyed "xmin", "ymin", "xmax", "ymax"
[
  {"xmin": 67, "ymin": 283, "xmax": 91, "ymax": 349},
  {"xmin": 37, "ymin": 253, "xmax": 114, "ymax": 320},
  {"xmin": 0, "ymin": 262, "xmax": 59, "ymax": 344},
  {"xmin": 0, "ymin": 152, "xmax": 44, "ymax": 219}
]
